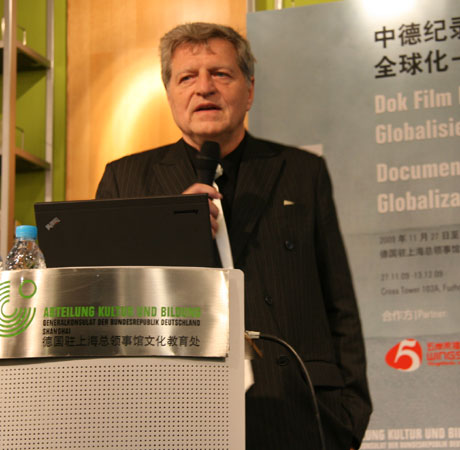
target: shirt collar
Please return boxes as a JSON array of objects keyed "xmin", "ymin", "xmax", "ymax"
[{"xmin": 183, "ymin": 133, "xmax": 247, "ymax": 175}]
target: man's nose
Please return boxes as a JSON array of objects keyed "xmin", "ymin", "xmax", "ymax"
[{"xmin": 196, "ymin": 72, "xmax": 216, "ymax": 96}]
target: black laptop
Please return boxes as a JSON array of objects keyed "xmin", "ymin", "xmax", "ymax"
[{"xmin": 34, "ymin": 194, "xmax": 216, "ymax": 268}]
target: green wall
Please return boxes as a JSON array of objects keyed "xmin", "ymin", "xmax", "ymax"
[{"xmin": 2, "ymin": 0, "xmax": 66, "ymax": 227}]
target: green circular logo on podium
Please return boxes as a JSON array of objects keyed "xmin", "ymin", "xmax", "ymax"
[{"xmin": 0, "ymin": 280, "xmax": 37, "ymax": 338}]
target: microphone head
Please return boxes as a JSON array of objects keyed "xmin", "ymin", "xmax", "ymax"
[{"xmin": 196, "ymin": 141, "xmax": 221, "ymax": 186}]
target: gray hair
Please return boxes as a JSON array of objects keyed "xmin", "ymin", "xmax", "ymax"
[{"xmin": 160, "ymin": 22, "xmax": 256, "ymax": 87}]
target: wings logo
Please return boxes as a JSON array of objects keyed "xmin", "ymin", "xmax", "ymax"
[
  {"xmin": 0, "ymin": 280, "xmax": 37, "ymax": 338},
  {"xmin": 385, "ymin": 339, "xmax": 423, "ymax": 372}
]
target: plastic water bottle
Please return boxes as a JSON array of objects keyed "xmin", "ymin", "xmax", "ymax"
[{"xmin": 5, "ymin": 225, "xmax": 46, "ymax": 270}]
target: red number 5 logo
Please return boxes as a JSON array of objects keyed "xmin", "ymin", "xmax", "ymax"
[{"xmin": 385, "ymin": 339, "xmax": 422, "ymax": 372}]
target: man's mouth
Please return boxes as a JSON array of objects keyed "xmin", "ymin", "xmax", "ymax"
[{"xmin": 194, "ymin": 104, "xmax": 221, "ymax": 112}]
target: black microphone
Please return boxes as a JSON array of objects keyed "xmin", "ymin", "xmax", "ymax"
[{"xmin": 196, "ymin": 141, "xmax": 221, "ymax": 186}]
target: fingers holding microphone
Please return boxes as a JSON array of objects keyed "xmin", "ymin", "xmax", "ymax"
[
  {"xmin": 184, "ymin": 140, "xmax": 223, "ymax": 239},
  {"xmin": 182, "ymin": 183, "xmax": 222, "ymax": 238}
]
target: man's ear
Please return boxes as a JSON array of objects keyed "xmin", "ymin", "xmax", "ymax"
[{"xmin": 246, "ymin": 77, "xmax": 255, "ymax": 111}]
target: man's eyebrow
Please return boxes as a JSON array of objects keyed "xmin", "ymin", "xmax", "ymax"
[
  {"xmin": 207, "ymin": 65, "xmax": 238, "ymax": 75},
  {"xmin": 174, "ymin": 65, "xmax": 236, "ymax": 76},
  {"xmin": 173, "ymin": 69, "xmax": 197, "ymax": 80}
]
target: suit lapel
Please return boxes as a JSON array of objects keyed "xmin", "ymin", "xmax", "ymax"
[
  {"xmin": 147, "ymin": 140, "xmax": 197, "ymax": 195},
  {"xmin": 230, "ymin": 135, "xmax": 285, "ymax": 263}
]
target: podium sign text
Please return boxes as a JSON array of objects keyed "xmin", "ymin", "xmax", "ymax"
[{"xmin": 0, "ymin": 267, "xmax": 230, "ymax": 359}]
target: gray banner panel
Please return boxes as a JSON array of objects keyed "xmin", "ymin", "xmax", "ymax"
[
  {"xmin": 248, "ymin": 0, "xmax": 460, "ymax": 446},
  {"xmin": 0, "ymin": 267, "xmax": 229, "ymax": 359}
]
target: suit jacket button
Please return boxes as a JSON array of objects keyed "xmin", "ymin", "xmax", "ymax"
[
  {"xmin": 284, "ymin": 240, "xmax": 295, "ymax": 250},
  {"xmin": 277, "ymin": 355, "xmax": 289, "ymax": 366},
  {"xmin": 264, "ymin": 295, "xmax": 273, "ymax": 305}
]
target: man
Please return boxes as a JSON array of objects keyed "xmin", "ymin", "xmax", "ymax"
[{"xmin": 96, "ymin": 22, "xmax": 372, "ymax": 450}]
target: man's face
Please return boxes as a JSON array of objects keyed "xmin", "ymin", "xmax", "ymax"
[{"xmin": 166, "ymin": 38, "xmax": 254, "ymax": 152}]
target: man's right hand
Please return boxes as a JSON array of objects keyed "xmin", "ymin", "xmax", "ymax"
[{"xmin": 182, "ymin": 183, "xmax": 222, "ymax": 239}]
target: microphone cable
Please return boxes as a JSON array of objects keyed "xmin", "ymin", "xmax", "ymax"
[{"xmin": 245, "ymin": 330, "xmax": 327, "ymax": 450}]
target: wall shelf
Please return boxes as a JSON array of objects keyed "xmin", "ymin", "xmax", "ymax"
[
  {"xmin": 16, "ymin": 147, "xmax": 50, "ymax": 171},
  {"xmin": 0, "ymin": 147, "xmax": 50, "ymax": 172},
  {"xmin": 0, "ymin": 41, "xmax": 51, "ymax": 70}
]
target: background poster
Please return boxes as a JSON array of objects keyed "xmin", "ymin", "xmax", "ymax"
[{"xmin": 248, "ymin": 1, "xmax": 460, "ymax": 448}]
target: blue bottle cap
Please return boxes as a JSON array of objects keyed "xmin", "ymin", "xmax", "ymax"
[{"xmin": 15, "ymin": 225, "xmax": 38, "ymax": 240}]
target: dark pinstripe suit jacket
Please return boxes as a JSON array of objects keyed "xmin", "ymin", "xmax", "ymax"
[{"xmin": 96, "ymin": 134, "xmax": 372, "ymax": 449}]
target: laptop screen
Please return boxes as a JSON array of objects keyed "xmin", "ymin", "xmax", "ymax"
[{"xmin": 34, "ymin": 194, "xmax": 216, "ymax": 268}]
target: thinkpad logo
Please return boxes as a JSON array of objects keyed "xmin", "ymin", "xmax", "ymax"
[{"xmin": 45, "ymin": 217, "xmax": 61, "ymax": 230}]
